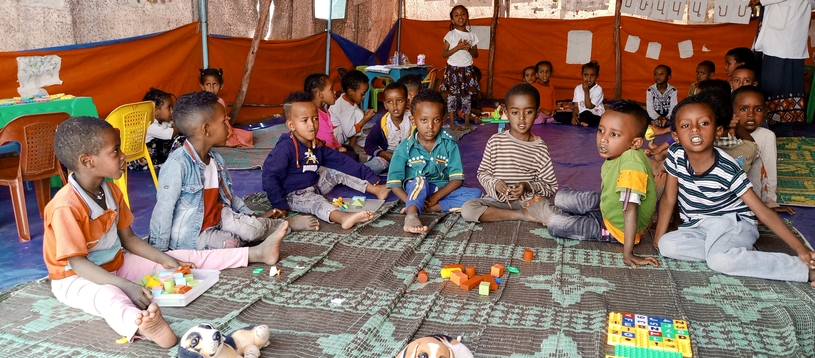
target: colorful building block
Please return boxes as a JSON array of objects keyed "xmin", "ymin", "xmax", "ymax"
[
  {"xmin": 450, "ymin": 271, "xmax": 468, "ymax": 285},
  {"xmin": 459, "ymin": 276, "xmax": 483, "ymax": 290},
  {"xmin": 606, "ymin": 311, "xmax": 692, "ymax": 358},
  {"xmin": 490, "ymin": 264, "xmax": 505, "ymax": 277},
  {"xmin": 478, "ymin": 281, "xmax": 490, "ymax": 295},
  {"xmin": 417, "ymin": 270, "xmax": 428, "ymax": 283},
  {"xmin": 507, "ymin": 266, "xmax": 520, "ymax": 274},
  {"xmin": 465, "ymin": 265, "xmax": 476, "ymax": 278},
  {"xmin": 440, "ymin": 264, "xmax": 464, "ymax": 278},
  {"xmin": 481, "ymin": 274, "xmax": 498, "ymax": 290},
  {"xmin": 523, "ymin": 248, "xmax": 534, "ymax": 261}
]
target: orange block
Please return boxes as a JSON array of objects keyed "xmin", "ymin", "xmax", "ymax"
[
  {"xmin": 491, "ymin": 264, "xmax": 505, "ymax": 277},
  {"xmin": 523, "ymin": 249, "xmax": 534, "ymax": 262},
  {"xmin": 465, "ymin": 265, "xmax": 476, "ymax": 278},
  {"xmin": 481, "ymin": 274, "xmax": 498, "ymax": 290},
  {"xmin": 459, "ymin": 276, "xmax": 483, "ymax": 290},
  {"xmin": 450, "ymin": 271, "xmax": 468, "ymax": 285},
  {"xmin": 174, "ymin": 266, "xmax": 191, "ymax": 275},
  {"xmin": 417, "ymin": 270, "xmax": 428, "ymax": 283}
]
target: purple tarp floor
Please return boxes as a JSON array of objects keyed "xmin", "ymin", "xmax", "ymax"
[{"xmin": 2, "ymin": 120, "xmax": 813, "ymax": 293}]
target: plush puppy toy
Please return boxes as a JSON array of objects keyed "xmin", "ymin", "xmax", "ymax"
[
  {"xmin": 179, "ymin": 323, "xmax": 270, "ymax": 358},
  {"xmin": 396, "ymin": 334, "xmax": 474, "ymax": 358}
]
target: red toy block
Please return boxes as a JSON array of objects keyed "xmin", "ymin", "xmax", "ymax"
[
  {"xmin": 465, "ymin": 265, "xmax": 476, "ymax": 278},
  {"xmin": 417, "ymin": 270, "xmax": 428, "ymax": 283},
  {"xmin": 450, "ymin": 271, "xmax": 468, "ymax": 285},
  {"xmin": 491, "ymin": 264, "xmax": 505, "ymax": 277},
  {"xmin": 459, "ymin": 276, "xmax": 483, "ymax": 290},
  {"xmin": 523, "ymin": 249, "xmax": 534, "ymax": 262},
  {"xmin": 481, "ymin": 274, "xmax": 498, "ymax": 290}
]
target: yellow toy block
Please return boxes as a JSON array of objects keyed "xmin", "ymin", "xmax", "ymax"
[
  {"xmin": 607, "ymin": 332, "xmax": 620, "ymax": 345},
  {"xmin": 440, "ymin": 265, "xmax": 464, "ymax": 278},
  {"xmin": 678, "ymin": 341, "xmax": 693, "ymax": 357},
  {"xmin": 619, "ymin": 337, "xmax": 636, "ymax": 346},
  {"xmin": 664, "ymin": 342, "xmax": 678, "ymax": 351}
]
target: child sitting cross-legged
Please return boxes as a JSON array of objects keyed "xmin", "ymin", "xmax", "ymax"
[
  {"xmin": 461, "ymin": 83, "xmax": 559, "ymax": 224},
  {"xmin": 46, "ymin": 117, "xmax": 291, "ymax": 349},
  {"xmin": 646, "ymin": 64, "xmax": 678, "ymax": 129},
  {"xmin": 149, "ymin": 91, "xmax": 318, "ymax": 252},
  {"xmin": 548, "ymin": 100, "xmax": 660, "ymax": 269},
  {"xmin": 654, "ymin": 91, "xmax": 815, "ymax": 286},
  {"xmin": 304, "ymin": 73, "xmax": 359, "ymax": 162},
  {"xmin": 262, "ymin": 92, "xmax": 391, "ymax": 229},
  {"xmin": 386, "ymin": 89, "xmax": 483, "ymax": 234},
  {"xmin": 364, "ymin": 82, "xmax": 412, "ymax": 174}
]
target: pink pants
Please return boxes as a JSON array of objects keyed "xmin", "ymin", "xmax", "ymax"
[
  {"xmin": 50, "ymin": 248, "xmax": 248, "ymax": 341},
  {"xmin": 534, "ymin": 112, "xmax": 554, "ymax": 124}
]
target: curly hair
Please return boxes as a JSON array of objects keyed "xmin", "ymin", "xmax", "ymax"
[
  {"xmin": 173, "ymin": 91, "xmax": 220, "ymax": 137},
  {"xmin": 725, "ymin": 47, "xmax": 754, "ymax": 67},
  {"xmin": 607, "ymin": 100, "xmax": 650, "ymax": 137},
  {"xmin": 506, "ymin": 83, "xmax": 541, "ymax": 110},
  {"xmin": 340, "ymin": 70, "xmax": 368, "ymax": 93},
  {"xmin": 655, "ymin": 64, "xmax": 672, "ymax": 77},
  {"xmin": 54, "ymin": 116, "xmax": 114, "ymax": 171},
  {"xmin": 304, "ymin": 73, "xmax": 331, "ymax": 96},
  {"xmin": 671, "ymin": 90, "xmax": 732, "ymax": 129},
  {"xmin": 199, "ymin": 68, "xmax": 224, "ymax": 85},
  {"xmin": 697, "ymin": 79, "xmax": 731, "ymax": 94},
  {"xmin": 142, "ymin": 87, "xmax": 174, "ymax": 108},
  {"xmin": 283, "ymin": 91, "xmax": 314, "ymax": 119},
  {"xmin": 731, "ymin": 85, "xmax": 764, "ymax": 104},
  {"xmin": 697, "ymin": 60, "xmax": 715, "ymax": 74},
  {"xmin": 411, "ymin": 89, "xmax": 446, "ymax": 114}
]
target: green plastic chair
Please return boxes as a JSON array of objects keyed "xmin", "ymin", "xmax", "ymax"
[{"xmin": 805, "ymin": 65, "xmax": 815, "ymax": 123}]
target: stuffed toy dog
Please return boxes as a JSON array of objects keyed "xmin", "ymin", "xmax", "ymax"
[
  {"xmin": 178, "ymin": 323, "xmax": 270, "ymax": 358},
  {"xmin": 396, "ymin": 334, "xmax": 474, "ymax": 358}
]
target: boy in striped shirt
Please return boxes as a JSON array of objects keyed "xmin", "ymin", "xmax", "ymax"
[
  {"xmin": 655, "ymin": 92, "xmax": 815, "ymax": 285},
  {"xmin": 461, "ymin": 83, "xmax": 559, "ymax": 224}
]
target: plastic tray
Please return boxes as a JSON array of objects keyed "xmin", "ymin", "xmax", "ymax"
[{"xmin": 150, "ymin": 269, "xmax": 220, "ymax": 307}]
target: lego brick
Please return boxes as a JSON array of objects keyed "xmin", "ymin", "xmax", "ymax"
[
  {"xmin": 450, "ymin": 271, "xmax": 468, "ymax": 285},
  {"xmin": 478, "ymin": 281, "xmax": 490, "ymax": 295},
  {"xmin": 459, "ymin": 276, "xmax": 483, "ymax": 290},
  {"xmin": 491, "ymin": 264, "xmax": 505, "ymax": 277}
]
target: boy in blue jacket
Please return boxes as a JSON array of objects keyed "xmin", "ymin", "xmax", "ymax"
[
  {"xmin": 364, "ymin": 82, "xmax": 412, "ymax": 175},
  {"xmin": 262, "ymin": 92, "xmax": 391, "ymax": 229}
]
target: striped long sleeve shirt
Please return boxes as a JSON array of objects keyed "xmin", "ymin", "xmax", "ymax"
[{"xmin": 476, "ymin": 131, "xmax": 558, "ymax": 202}]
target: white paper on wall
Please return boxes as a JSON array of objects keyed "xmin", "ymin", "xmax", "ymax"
[
  {"xmin": 624, "ymin": 35, "xmax": 641, "ymax": 53},
  {"xmin": 20, "ymin": 0, "xmax": 65, "ymax": 9},
  {"xmin": 702, "ymin": 45, "xmax": 710, "ymax": 51},
  {"xmin": 470, "ymin": 26, "xmax": 491, "ymax": 49},
  {"xmin": 620, "ymin": 0, "xmax": 642, "ymax": 14},
  {"xmin": 714, "ymin": 0, "xmax": 733, "ymax": 23},
  {"xmin": 635, "ymin": 0, "xmax": 654, "ymax": 16},
  {"xmin": 563, "ymin": 0, "xmax": 610, "ymax": 11},
  {"xmin": 678, "ymin": 40, "xmax": 694, "ymax": 58},
  {"xmin": 566, "ymin": 30, "xmax": 593, "ymax": 64},
  {"xmin": 732, "ymin": 0, "xmax": 751, "ymax": 24},
  {"xmin": 650, "ymin": 0, "xmax": 669, "ymax": 20},
  {"xmin": 646, "ymin": 42, "xmax": 662, "ymax": 60},
  {"xmin": 688, "ymin": 0, "xmax": 708, "ymax": 22},
  {"xmin": 665, "ymin": 0, "xmax": 687, "ymax": 20},
  {"xmin": 17, "ymin": 55, "xmax": 62, "ymax": 97}
]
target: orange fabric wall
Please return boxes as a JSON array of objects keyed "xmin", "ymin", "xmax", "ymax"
[{"xmin": 399, "ymin": 17, "xmax": 759, "ymax": 103}]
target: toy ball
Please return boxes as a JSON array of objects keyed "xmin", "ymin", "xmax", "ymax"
[
  {"xmin": 396, "ymin": 334, "xmax": 474, "ymax": 358},
  {"xmin": 179, "ymin": 323, "xmax": 270, "ymax": 358},
  {"xmin": 645, "ymin": 125, "xmax": 655, "ymax": 141}
]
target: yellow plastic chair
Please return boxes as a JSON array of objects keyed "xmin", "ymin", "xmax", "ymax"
[
  {"xmin": 105, "ymin": 101, "xmax": 157, "ymax": 206},
  {"xmin": 422, "ymin": 68, "xmax": 440, "ymax": 90}
]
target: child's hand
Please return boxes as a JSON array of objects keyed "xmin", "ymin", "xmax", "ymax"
[
  {"xmin": 456, "ymin": 39, "xmax": 467, "ymax": 51},
  {"xmin": 623, "ymin": 254, "xmax": 660, "ymax": 269},
  {"xmin": 582, "ymin": 81, "xmax": 590, "ymax": 91},
  {"xmin": 363, "ymin": 109, "xmax": 376, "ymax": 119},
  {"xmin": 424, "ymin": 194, "xmax": 441, "ymax": 208},
  {"xmin": 260, "ymin": 208, "xmax": 287, "ymax": 219},
  {"xmin": 774, "ymin": 206, "xmax": 796, "ymax": 215},
  {"xmin": 797, "ymin": 249, "xmax": 815, "ymax": 270},
  {"xmin": 338, "ymin": 146, "xmax": 347, "ymax": 152},
  {"xmin": 494, "ymin": 180, "xmax": 510, "ymax": 197},
  {"xmin": 124, "ymin": 283, "xmax": 153, "ymax": 310},
  {"xmin": 507, "ymin": 182, "xmax": 529, "ymax": 198}
]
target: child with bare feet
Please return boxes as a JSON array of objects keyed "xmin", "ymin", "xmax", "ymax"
[
  {"xmin": 461, "ymin": 83, "xmax": 559, "ymax": 225},
  {"xmin": 150, "ymin": 92, "xmax": 318, "ymax": 252},
  {"xmin": 571, "ymin": 61, "xmax": 605, "ymax": 127},
  {"xmin": 262, "ymin": 92, "xmax": 390, "ymax": 229},
  {"xmin": 46, "ymin": 117, "xmax": 291, "ymax": 348},
  {"xmin": 654, "ymin": 92, "xmax": 815, "ymax": 286},
  {"xmin": 386, "ymin": 89, "xmax": 483, "ymax": 233}
]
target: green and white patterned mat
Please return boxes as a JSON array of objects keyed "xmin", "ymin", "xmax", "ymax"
[{"xmin": 777, "ymin": 137, "xmax": 815, "ymax": 207}]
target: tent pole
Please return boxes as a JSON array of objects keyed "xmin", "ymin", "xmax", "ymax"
[
  {"xmin": 613, "ymin": 0, "xmax": 622, "ymax": 100},
  {"xmin": 199, "ymin": 0, "xmax": 209, "ymax": 68},
  {"xmin": 325, "ymin": 0, "xmax": 333, "ymax": 74},
  {"xmin": 396, "ymin": 0, "xmax": 402, "ymax": 64},
  {"xmin": 486, "ymin": 0, "xmax": 499, "ymax": 99},
  {"xmin": 230, "ymin": 0, "xmax": 273, "ymax": 121}
]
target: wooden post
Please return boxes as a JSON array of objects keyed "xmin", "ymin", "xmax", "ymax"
[
  {"xmin": 613, "ymin": 0, "xmax": 622, "ymax": 100},
  {"xmin": 486, "ymin": 0, "xmax": 500, "ymax": 99},
  {"xmin": 230, "ymin": 0, "xmax": 273, "ymax": 121}
]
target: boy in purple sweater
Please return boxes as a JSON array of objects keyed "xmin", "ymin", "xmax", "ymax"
[{"xmin": 262, "ymin": 92, "xmax": 391, "ymax": 229}]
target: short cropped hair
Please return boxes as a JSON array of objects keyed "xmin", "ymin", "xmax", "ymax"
[
  {"xmin": 535, "ymin": 60, "xmax": 553, "ymax": 73},
  {"xmin": 731, "ymin": 65, "xmax": 755, "ymax": 75},
  {"xmin": 697, "ymin": 79, "xmax": 731, "ymax": 94},
  {"xmin": 607, "ymin": 100, "xmax": 649, "ymax": 137},
  {"xmin": 506, "ymin": 83, "xmax": 541, "ymax": 110},
  {"xmin": 173, "ymin": 91, "xmax": 220, "ymax": 137},
  {"xmin": 582, "ymin": 60, "xmax": 600, "ymax": 75},
  {"xmin": 731, "ymin": 85, "xmax": 764, "ymax": 103},
  {"xmin": 304, "ymin": 73, "xmax": 331, "ymax": 95},
  {"xmin": 383, "ymin": 82, "xmax": 408, "ymax": 98},
  {"xmin": 411, "ymin": 89, "xmax": 446, "ymax": 114},
  {"xmin": 340, "ymin": 70, "xmax": 368, "ymax": 93},
  {"xmin": 698, "ymin": 60, "xmax": 715, "ymax": 74},
  {"xmin": 54, "ymin": 116, "xmax": 114, "ymax": 171},
  {"xmin": 671, "ymin": 90, "xmax": 732, "ymax": 128},
  {"xmin": 283, "ymin": 91, "xmax": 314, "ymax": 119},
  {"xmin": 725, "ymin": 47, "xmax": 754, "ymax": 67},
  {"xmin": 523, "ymin": 66, "xmax": 535, "ymax": 77},
  {"xmin": 396, "ymin": 74, "xmax": 422, "ymax": 93},
  {"xmin": 656, "ymin": 64, "xmax": 672, "ymax": 77}
]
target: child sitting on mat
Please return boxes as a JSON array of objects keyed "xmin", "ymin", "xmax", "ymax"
[
  {"xmin": 304, "ymin": 73, "xmax": 358, "ymax": 162},
  {"xmin": 654, "ymin": 91, "xmax": 815, "ymax": 286},
  {"xmin": 549, "ymin": 100, "xmax": 660, "ymax": 269},
  {"xmin": 45, "ymin": 116, "xmax": 291, "ymax": 349},
  {"xmin": 646, "ymin": 64, "xmax": 677, "ymax": 129},
  {"xmin": 328, "ymin": 69, "xmax": 376, "ymax": 156},
  {"xmin": 262, "ymin": 92, "xmax": 390, "ymax": 229},
  {"xmin": 386, "ymin": 89, "xmax": 482, "ymax": 234},
  {"xmin": 571, "ymin": 61, "xmax": 605, "ymax": 127},
  {"xmin": 149, "ymin": 91, "xmax": 318, "ymax": 251},
  {"xmin": 364, "ymin": 82, "xmax": 412, "ymax": 175},
  {"xmin": 533, "ymin": 61, "xmax": 557, "ymax": 124},
  {"xmin": 461, "ymin": 83, "xmax": 559, "ymax": 224}
]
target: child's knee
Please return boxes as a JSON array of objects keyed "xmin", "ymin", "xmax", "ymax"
[
  {"xmin": 460, "ymin": 199, "xmax": 486, "ymax": 222},
  {"xmin": 705, "ymin": 252, "xmax": 740, "ymax": 275}
]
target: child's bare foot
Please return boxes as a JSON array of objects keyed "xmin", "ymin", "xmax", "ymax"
[
  {"xmin": 135, "ymin": 303, "xmax": 177, "ymax": 348},
  {"xmin": 249, "ymin": 221, "xmax": 289, "ymax": 265},
  {"xmin": 404, "ymin": 213, "xmax": 428, "ymax": 233},
  {"xmin": 580, "ymin": 122, "xmax": 589, "ymax": 127},
  {"xmin": 521, "ymin": 208, "xmax": 542, "ymax": 223},
  {"xmin": 337, "ymin": 211, "xmax": 375, "ymax": 230},
  {"xmin": 367, "ymin": 184, "xmax": 391, "ymax": 200},
  {"xmin": 287, "ymin": 215, "xmax": 320, "ymax": 231}
]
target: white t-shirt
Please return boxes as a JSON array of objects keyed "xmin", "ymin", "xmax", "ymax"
[
  {"xmin": 384, "ymin": 113, "xmax": 412, "ymax": 150},
  {"xmin": 443, "ymin": 29, "xmax": 479, "ymax": 67},
  {"xmin": 145, "ymin": 119, "xmax": 174, "ymax": 142},
  {"xmin": 572, "ymin": 84, "xmax": 605, "ymax": 116},
  {"xmin": 752, "ymin": 0, "xmax": 811, "ymax": 59},
  {"xmin": 328, "ymin": 94, "xmax": 364, "ymax": 145}
]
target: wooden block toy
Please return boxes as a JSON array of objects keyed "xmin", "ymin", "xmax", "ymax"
[
  {"xmin": 465, "ymin": 265, "xmax": 476, "ymax": 278},
  {"xmin": 606, "ymin": 311, "xmax": 692, "ymax": 357},
  {"xmin": 417, "ymin": 270, "xmax": 428, "ymax": 283},
  {"xmin": 450, "ymin": 271, "xmax": 468, "ymax": 285},
  {"xmin": 440, "ymin": 264, "xmax": 464, "ymax": 278},
  {"xmin": 478, "ymin": 281, "xmax": 490, "ymax": 295},
  {"xmin": 491, "ymin": 264, "xmax": 505, "ymax": 277},
  {"xmin": 523, "ymin": 248, "xmax": 534, "ymax": 261},
  {"xmin": 459, "ymin": 276, "xmax": 482, "ymax": 290},
  {"xmin": 481, "ymin": 274, "xmax": 498, "ymax": 290}
]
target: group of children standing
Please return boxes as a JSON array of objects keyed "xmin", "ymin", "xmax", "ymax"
[{"xmin": 38, "ymin": 3, "xmax": 813, "ymax": 352}]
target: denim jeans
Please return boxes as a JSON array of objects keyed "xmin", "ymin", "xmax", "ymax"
[{"xmin": 547, "ymin": 188, "xmax": 614, "ymax": 242}]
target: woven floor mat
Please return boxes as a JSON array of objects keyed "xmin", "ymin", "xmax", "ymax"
[
  {"xmin": 776, "ymin": 137, "xmax": 815, "ymax": 207},
  {"xmin": 1, "ymin": 211, "xmax": 814, "ymax": 357}
]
